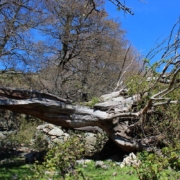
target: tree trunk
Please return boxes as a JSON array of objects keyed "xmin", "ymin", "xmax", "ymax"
[{"xmin": 0, "ymin": 87, "xmax": 162, "ymax": 152}]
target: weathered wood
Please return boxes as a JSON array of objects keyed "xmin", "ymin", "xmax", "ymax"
[{"xmin": 0, "ymin": 87, "xmax": 162, "ymax": 152}]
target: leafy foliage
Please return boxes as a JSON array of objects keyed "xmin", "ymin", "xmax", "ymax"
[
  {"xmin": 135, "ymin": 142, "xmax": 180, "ymax": 180},
  {"xmin": 30, "ymin": 133, "xmax": 87, "ymax": 179},
  {"xmin": 4, "ymin": 116, "xmax": 42, "ymax": 147},
  {"xmin": 85, "ymin": 97, "xmax": 101, "ymax": 107}
]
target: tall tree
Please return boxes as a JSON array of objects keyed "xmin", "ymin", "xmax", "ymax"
[
  {"xmin": 0, "ymin": 0, "xmax": 44, "ymax": 72},
  {"xmin": 37, "ymin": 0, "xmax": 139, "ymax": 100}
]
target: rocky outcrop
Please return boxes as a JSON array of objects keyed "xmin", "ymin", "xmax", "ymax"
[
  {"xmin": 33, "ymin": 123, "xmax": 97, "ymax": 151},
  {"xmin": 33, "ymin": 124, "xmax": 70, "ymax": 146}
]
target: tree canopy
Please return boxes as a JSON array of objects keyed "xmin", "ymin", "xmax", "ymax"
[{"xmin": 0, "ymin": 0, "xmax": 139, "ymax": 100}]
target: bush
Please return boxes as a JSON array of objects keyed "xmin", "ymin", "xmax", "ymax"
[
  {"xmin": 135, "ymin": 142, "xmax": 180, "ymax": 180},
  {"xmin": 30, "ymin": 133, "xmax": 87, "ymax": 179},
  {"xmin": 5, "ymin": 115, "xmax": 42, "ymax": 147}
]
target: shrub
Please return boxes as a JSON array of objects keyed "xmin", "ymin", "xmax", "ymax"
[
  {"xmin": 5, "ymin": 115, "xmax": 42, "ymax": 147},
  {"xmin": 30, "ymin": 133, "xmax": 87, "ymax": 179},
  {"xmin": 135, "ymin": 142, "xmax": 180, "ymax": 180}
]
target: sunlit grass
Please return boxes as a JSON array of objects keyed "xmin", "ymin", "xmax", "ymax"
[
  {"xmin": 0, "ymin": 158, "xmax": 139, "ymax": 180},
  {"xmin": 0, "ymin": 159, "xmax": 33, "ymax": 180}
]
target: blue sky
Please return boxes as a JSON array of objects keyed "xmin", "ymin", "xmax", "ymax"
[{"xmin": 105, "ymin": 0, "xmax": 180, "ymax": 58}]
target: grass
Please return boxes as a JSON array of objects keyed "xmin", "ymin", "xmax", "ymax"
[
  {"xmin": 0, "ymin": 159, "xmax": 33, "ymax": 180},
  {"xmin": 0, "ymin": 158, "xmax": 139, "ymax": 180},
  {"xmin": 78, "ymin": 161, "xmax": 138, "ymax": 180}
]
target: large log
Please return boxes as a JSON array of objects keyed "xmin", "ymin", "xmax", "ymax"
[{"xmin": 0, "ymin": 87, "xmax": 159, "ymax": 152}]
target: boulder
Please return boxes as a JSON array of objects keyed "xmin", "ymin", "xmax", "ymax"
[
  {"xmin": 48, "ymin": 127, "xmax": 64, "ymax": 136},
  {"xmin": 37, "ymin": 124, "xmax": 50, "ymax": 130},
  {"xmin": 84, "ymin": 132, "xmax": 96, "ymax": 151},
  {"xmin": 120, "ymin": 152, "xmax": 140, "ymax": 168}
]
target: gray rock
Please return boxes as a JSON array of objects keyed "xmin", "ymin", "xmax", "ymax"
[
  {"xmin": 76, "ymin": 159, "xmax": 92, "ymax": 165},
  {"xmin": 18, "ymin": 147, "xmax": 30, "ymax": 153},
  {"xmin": 101, "ymin": 164, "xmax": 109, "ymax": 169},
  {"xmin": 43, "ymin": 127, "xmax": 51, "ymax": 133},
  {"xmin": 63, "ymin": 133, "xmax": 70, "ymax": 141},
  {"xmin": 36, "ymin": 124, "xmax": 48, "ymax": 130},
  {"xmin": 48, "ymin": 127, "xmax": 64, "ymax": 136},
  {"xmin": 50, "ymin": 136, "xmax": 57, "ymax": 139},
  {"xmin": 84, "ymin": 132, "xmax": 96, "ymax": 151},
  {"xmin": 95, "ymin": 161, "xmax": 104, "ymax": 168},
  {"xmin": 0, "ymin": 132, "xmax": 6, "ymax": 139},
  {"xmin": 53, "ymin": 138, "xmax": 64, "ymax": 144},
  {"xmin": 46, "ymin": 124, "xmax": 56, "ymax": 130},
  {"xmin": 120, "ymin": 152, "xmax": 140, "ymax": 168},
  {"xmin": 2, "ymin": 130, "xmax": 15, "ymax": 135}
]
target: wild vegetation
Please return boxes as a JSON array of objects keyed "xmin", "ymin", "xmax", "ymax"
[{"xmin": 0, "ymin": 0, "xmax": 180, "ymax": 179}]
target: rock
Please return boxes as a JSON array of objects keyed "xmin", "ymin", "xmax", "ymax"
[
  {"xmin": 95, "ymin": 161, "xmax": 104, "ymax": 168},
  {"xmin": 2, "ymin": 130, "xmax": 15, "ymax": 135},
  {"xmin": 18, "ymin": 146, "xmax": 30, "ymax": 152},
  {"xmin": 76, "ymin": 159, "xmax": 92, "ymax": 165},
  {"xmin": 101, "ymin": 164, "xmax": 109, "ymax": 169},
  {"xmin": 34, "ymin": 123, "xmax": 98, "ymax": 153},
  {"xmin": 0, "ymin": 132, "xmax": 6, "ymax": 139},
  {"xmin": 46, "ymin": 124, "xmax": 56, "ymax": 130},
  {"xmin": 43, "ymin": 127, "xmax": 51, "ymax": 133},
  {"xmin": 33, "ymin": 123, "xmax": 69, "ymax": 148},
  {"xmin": 63, "ymin": 133, "xmax": 70, "ymax": 141},
  {"xmin": 52, "ymin": 138, "xmax": 64, "ymax": 144},
  {"xmin": 36, "ymin": 124, "xmax": 47, "ymax": 130},
  {"xmin": 120, "ymin": 152, "xmax": 140, "ymax": 168},
  {"xmin": 84, "ymin": 132, "xmax": 96, "ymax": 151},
  {"xmin": 113, "ymin": 172, "xmax": 117, "ymax": 176},
  {"xmin": 50, "ymin": 136, "xmax": 57, "ymax": 139},
  {"xmin": 48, "ymin": 127, "xmax": 64, "ymax": 136}
]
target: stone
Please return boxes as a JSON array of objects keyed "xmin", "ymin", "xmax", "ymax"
[
  {"xmin": 113, "ymin": 172, "xmax": 117, "ymax": 176},
  {"xmin": 18, "ymin": 147, "xmax": 30, "ymax": 152},
  {"xmin": 63, "ymin": 133, "xmax": 70, "ymax": 141},
  {"xmin": 48, "ymin": 127, "xmax": 64, "ymax": 136},
  {"xmin": 46, "ymin": 124, "xmax": 56, "ymax": 130},
  {"xmin": 43, "ymin": 127, "xmax": 51, "ymax": 133},
  {"xmin": 101, "ymin": 164, "xmax": 109, "ymax": 169},
  {"xmin": 76, "ymin": 159, "xmax": 92, "ymax": 165},
  {"xmin": 95, "ymin": 161, "xmax": 104, "ymax": 168},
  {"xmin": 50, "ymin": 136, "xmax": 57, "ymax": 139},
  {"xmin": 53, "ymin": 138, "xmax": 64, "ymax": 144},
  {"xmin": 0, "ymin": 132, "xmax": 6, "ymax": 139},
  {"xmin": 120, "ymin": 152, "xmax": 140, "ymax": 168},
  {"xmin": 84, "ymin": 132, "xmax": 96, "ymax": 151},
  {"xmin": 36, "ymin": 124, "xmax": 47, "ymax": 130},
  {"xmin": 2, "ymin": 130, "xmax": 15, "ymax": 135}
]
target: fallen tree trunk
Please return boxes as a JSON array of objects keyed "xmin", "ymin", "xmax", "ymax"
[{"xmin": 0, "ymin": 87, "xmax": 162, "ymax": 152}]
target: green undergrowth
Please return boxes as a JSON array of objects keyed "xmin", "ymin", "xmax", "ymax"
[
  {"xmin": 0, "ymin": 159, "xmax": 138, "ymax": 180},
  {"xmin": 0, "ymin": 159, "xmax": 33, "ymax": 180},
  {"xmin": 78, "ymin": 161, "xmax": 138, "ymax": 180},
  {"xmin": 135, "ymin": 142, "xmax": 180, "ymax": 180}
]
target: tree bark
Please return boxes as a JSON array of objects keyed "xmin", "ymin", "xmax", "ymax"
[{"xmin": 0, "ymin": 87, "xmax": 162, "ymax": 152}]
